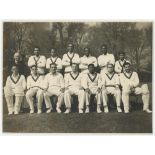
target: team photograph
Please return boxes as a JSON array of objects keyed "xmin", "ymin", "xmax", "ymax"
[{"xmin": 2, "ymin": 22, "xmax": 152, "ymax": 133}]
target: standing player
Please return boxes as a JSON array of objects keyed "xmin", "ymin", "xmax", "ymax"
[
  {"xmin": 62, "ymin": 43, "xmax": 80, "ymax": 73},
  {"xmin": 9, "ymin": 52, "xmax": 28, "ymax": 76},
  {"xmin": 43, "ymin": 63, "xmax": 65, "ymax": 113},
  {"xmin": 120, "ymin": 62, "xmax": 152, "ymax": 113},
  {"xmin": 26, "ymin": 65, "xmax": 44, "ymax": 114},
  {"xmin": 101, "ymin": 63, "xmax": 122, "ymax": 113},
  {"xmin": 28, "ymin": 47, "xmax": 46, "ymax": 75},
  {"xmin": 79, "ymin": 47, "xmax": 97, "ymax": 74},
  {"xmin": 4, "ymin": 65, "xmax": 26, "ymax": 115},
  {"xmin": 83, "ymin": 64, "xmax": 102, "ymax": 113},
  {"xmin": 115, "ymin": 51, "xmax": 127, "ymax": 74},
  {"xmin": 64, "ymin": 63, "xmax": 85, "ymax": 114},
  {"xmin": 98, "ymin": 44, "xmax": 115, "ymax": 74},
  {"xmin": 46, "ymin": 48, "xmax": 62, "ymax": 73}
]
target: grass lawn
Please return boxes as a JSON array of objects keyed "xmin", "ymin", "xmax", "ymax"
[{"xmin": 2, "ymin": 83, "xmax": 152, "ymax": 133}]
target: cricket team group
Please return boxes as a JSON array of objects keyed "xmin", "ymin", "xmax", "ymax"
[{"xmin": 4, "ymin": 43, "xmax": 152, "ymax": 115}]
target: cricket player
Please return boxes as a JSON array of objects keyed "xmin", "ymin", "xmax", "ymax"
[
  {"xmin": 46, "ymin": 48, "xmax": 62, "ymax": 73},
  {"xmin": 115, "ymin": 51, "xmax": 127, "ymax": 74},
  {"xmin": 64, "ymin": 63, "xmax": 85, "ymax": 114},
  {"xmin": 28, "ymin": 47, "xmax": 46, "ymax": 75},
  {"xmin": 4, "ymin": 65, "xmax": 26, "ymax": 115},
  {"xmin": 62, "ymin": 43, "xmax": 80, "ymax": 73},
  {"xmin": 101, "ymin": 63, "xmax": 122, "ymax": 113},
  {"xmin": 43, "ymin": 63, "xmax": 65, "ymax": 113},
  {"xmin": 83, "ymin": 64, "xmax": 102, "ymax": 113},
  {"xmin": 79, "ymin": 47, "xmax": 97, "ymax": 74},
  {"xmin": 120, "ymin": 62, "xmax": 152, "ymax": 113},
  {"xmin": 98, "ymin": 44, "xmax": 115, "ymax": 74},
  {"xmin": 26, "ymin": 65, "xmax": 44, "ymax": 114}
]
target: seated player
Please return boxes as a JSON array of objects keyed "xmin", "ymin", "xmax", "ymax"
[
  {"xmin": 120, "ymin": 62, "xmax": 152, "ymax": 113},
  {"xmin": 4, "ymin": 65, "xmax": 26, "ymax": 115},
  {"xmin": 64, "ymin": 63, "xmax": 85, "ymax": 114},
  {"xmin": 43, "ymin": 63, "xmax": 65, "ymax": 113},
  {"xmin": 62, "ymin": 43, "xmax": 80, "ymax": 73},
  {"xmin": 46, "ymin": 48, "xmax": 62, "ymax": 73},
  {"xmin": 115, "ymin": 51, "xmax": 127, "ymax": 74},
  {"xmin": 101, "ymin": 63, "xmax": 122, "ymax": 113},
  {"xmin": 26, "ymin": 65, "xmax": 44, "ymax": 114},
  {"xmin": 28, "ymin": 47, "xmax": 46, "ymax": 75},
  {"xmin": 83, "ymin": 64, "xmax": 102, "ymax": 113},
  {"xmin": 79, "ymin": 47, "xmax": 97, "ymax": 74}
]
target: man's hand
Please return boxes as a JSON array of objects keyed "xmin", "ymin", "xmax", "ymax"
[
  {"xmin": 85, "ymin": 88, "xmax": 91, "ymax": 94},
  {"xmin": 115, "ymin": 85, "xmax": 119, "ymax": 90},
  {"xmin": 130, "ymin": 87, "xmax": 135, "ymax": 92},
  {"xmin": 60, "ymin": 88, "xmax": 65, "ymax": 93},
  {"xmin": 79, "ymin": 87, "xmax": 84, "ymax": 90}
]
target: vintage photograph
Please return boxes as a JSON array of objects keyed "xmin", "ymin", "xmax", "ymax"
[{"xmin": 2, "ymin": 21, "xmax": 152, "ymax": 133}]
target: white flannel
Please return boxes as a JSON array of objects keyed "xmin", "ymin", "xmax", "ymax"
[{"xmin": 62, "ymin": 52, "xmax": 80, "ymax": 72}]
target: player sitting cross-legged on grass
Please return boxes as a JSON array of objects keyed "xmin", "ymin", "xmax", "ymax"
[
  {"xmin": 101, "ymin": 63, "xmax": 122, "ymax": 113},
  {"xmin": 26, "ymin": 65, "xmax": 44, "ymax": 114},
  {"xmin": 120, "ymin": 62, "xmax": 152, "ymax": 113},
  {"xmin": 64, "ymin": 63, "xmax": 85, "ymax": 114},
  {"xmin": 83, "ymin": 64, "xmax": 102, "ymax": 113},
  {"xmin": 4, "ymin": 65, "xmax": 26, "ymax": 115}
]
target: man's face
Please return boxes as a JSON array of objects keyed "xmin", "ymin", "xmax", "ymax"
[
  {"xmin": 11, "ymin": 66, "xmax": 18, "ymax": 75},
  {"xmin": 50, "ymin": 64, "xmax": 57, "ymax": 73},
  {"xmin": 88, "ymin": 65, "xmax": 95, "ymax": 74},
  {"xmin": 34, "ymin": 48, "xmax": 40, "ymax": 56},
  {"xmin": 72, "ymin": 64, "xmax": 78, "ymax": 72},
  {"xmin": 67, "ymin": 44, "xmax": 74, "ymax": 52},
  {"xmin": 51, "ymin": 49, "xmax": 56, "ymax": 57},
  {"xmin": 107, "ymin": 64, "xmax": 114, "ymax": 73},
  {"xmin": 84, "ymin": 48, "xmax": 90, "ymax": 57},
  {"xmin": 101, "ymin": 46, "xmax": 107, "ymax": 55},
  {"xmin": 119, "ymin": 54, "xmax": 125, "ymax": 60},
  {"xmin": 124, "ymin": 64, "xmax": 131, "ymax": 73},
  {"xmin": 14, "ymin": 54, "xmax": 20, "ymax": 61},
  {"xmin": 31, "ymin": 66, "xmax": 37, "ymax": 75}
]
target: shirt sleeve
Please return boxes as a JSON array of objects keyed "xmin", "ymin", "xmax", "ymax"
[
  {"xmin": 81, "ymin": 74, "xmax": 88, "ymax": 89},
  {"xmin": 37, "ymin": 56, "xmax": 46, "ymax": 67},
  {"xmin": 46, "ymin": 59, "xmax": 50, "ymax": 69},
  {"xmin": 98, "ymin": 74, "xmax": 102, "ymax": 88},
  {"xmin": 114, "ymin": 61, "xmax": 120, "ymax": 73},
  {"xmin": 119, "ymin": 73, "xmax": 125, "ymax": 87},
  {"xmin": 98, "ymin": 56, "xmax": 106, "ymax": 67},
  {"xmin": 57, "ymin": 58, "xmax": 62, "ymax": 70},
  {"xmin": 62, "ymin": 54, "xmax": 70, "ymax": 66},
  {"xmin": 21, "ymin": 75, "xmax": 27, "ymax": 90},
  {"xmin": 43, "ymin": 74, "xmax": 49, "ymax": 89},
  {"xmin": 5, "ymin": 76, "xmax": 11, "ymax": 87},
  {"xmin": 28, "ymin": 56, "xmax": 35, "ymax": 67},
  {"xmin": 115, "ymin": 74, "xmax": 120, "ymax": 85},
  {"xmin": 26, "ymin": 76, "xmax": 31, "ymax": 89},
  {"xmin": 72, "ymin": 54, "xmax": 80, "ymax": 64},
  {"xmin": 64, "ymin": 74, "xmax": 69, "ymax": 88},
  {"xmin": 93, "ymin": 57, "xmax": 98, "ymax": 67},
  {"xmin": 79, "ymin": 57, "xmax": 88, "ymax": 70},
  {"xmin": 131, "ymin": 72, "xmax": 139, "ymax": 87},
  {"xmin": 59, "ymin": 74, "xmax": 65, "ymax": 88},
  {"xmin": 111, "ymin": 54, "xmax": 115, "ymax": 64}
]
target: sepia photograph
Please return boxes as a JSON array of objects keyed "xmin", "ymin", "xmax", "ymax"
[{"xmin": 2, "ymin": 21, "xmax": 152, "ymax": 133}]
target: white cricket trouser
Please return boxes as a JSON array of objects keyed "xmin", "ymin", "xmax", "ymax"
[
  {"xmin": 85, "ymin": 87, "xmax": 101, "ymax": 106},
  {"xmin": 122, "ymin": 84, "xmax": 150, "ymax": 112},
  {"xmin": 102, "ymin": 87, "xmax": 121, "ymax": 107},
  {"xmin": 64, "ymin": 86, "xmax": 85, "ymax": 109},
  {"xmin": 26, "ymin": 88, "xmax": 44, "ymax": 111},
  {"xmin": 4, "ymin": 87, "xmax": 24, "ymax": 113},
  {"xmin": 44, "ymin": 86, "xmax": 64, "ymax": 109}
]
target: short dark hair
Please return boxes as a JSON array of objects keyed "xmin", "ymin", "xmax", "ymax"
[
  {"xmin": 84, "ymin": 47, "xmax": 90, "ymax": 51},
  {"xmin": 88, "ymin": 63, "xmax": 95, "ymax": 68},
  {"xmin": 101, "ymin": 44, "xmax": 107, "ymax": 49},
  {"xmin": 107, "ymin": 63, "xmax": 114, "ymax": 67},
  {"xmin": 30, "ymin": 65, "xmax": 37, "ymax": 69},
  {"xmin": 34, "ymin": 47, "xmax": 40, "ymax": 50},
  {"xmin": 123, "ymin": 62, "xmax": 131, "ymax": 67},
  {"xmin": 50, "ymin": 63, "xmax": 57, "ymax": 68},
  {"xmin": 118, "ymin": 51, "xmax": 125, "ymax": 55}
]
